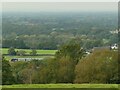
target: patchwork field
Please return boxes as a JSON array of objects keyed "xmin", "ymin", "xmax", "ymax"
[{"xmin": 2, "ymin": 84, "xmax": 119, "ymax": 88}]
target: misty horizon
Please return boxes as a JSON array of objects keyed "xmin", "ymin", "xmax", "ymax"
[{"xmin": 2, "ymin": 2, "xmax": 118, "ymax": 13}]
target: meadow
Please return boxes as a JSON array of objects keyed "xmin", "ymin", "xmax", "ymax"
[
  {"xmin": 2, "ymin": 48, "xmax": 57, "ymax": 55},
  {"xmin": 2, "ymin": 48, "xmax": 57, "ymax": 61},
  {"xmin": 2, "ymin": 84, "xmax": 119, "ymax": 88}
]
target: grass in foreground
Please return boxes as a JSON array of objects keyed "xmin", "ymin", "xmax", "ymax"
[{"xmin": 2, "ymin": 84, "xmax": 118, "ymax": 88}]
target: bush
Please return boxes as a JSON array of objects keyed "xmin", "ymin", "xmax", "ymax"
[
  {"xmin": 30, "ymin": 49, "xmax": 37, "ymax": 56},
  {"xmin": 16, "ymin": 50, "xmax": 26, "ymax": 56},
  {"xmin": 8, "ymin": 47, "xmax": 16, "ymax": 55}
]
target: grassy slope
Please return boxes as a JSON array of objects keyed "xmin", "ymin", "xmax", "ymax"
[
  {"xmin": 2, "ymin": 84, "xmax": 118, "ymax": 88},
  {"xmin": 2, "ymin": 48, "xmax": 57, "ymax": 54}
]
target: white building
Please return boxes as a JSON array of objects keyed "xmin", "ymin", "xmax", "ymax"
[
  {"xmin": 110, "ymin": 43, "xmax": 118, "ymax": 50},
  {"xmin": 11, "ymin": 58, "xmax": 43, "ymax": 62}
]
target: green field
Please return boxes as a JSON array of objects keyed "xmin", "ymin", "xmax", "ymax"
[
  {"xmin": 2, "ymin": 48, "xmax": 57, "ymax": 61},
  {"xmin": 2, "ymin": 48, "xmax": 57, "ymax": 55},
  {"xmin": 2, "ymin": 84, "xmax": 119, "ymax": 88}
]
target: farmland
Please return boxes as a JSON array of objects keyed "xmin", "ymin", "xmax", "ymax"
[
  {"xmin": 2, "ymin": 48, "xmax": 57, "ymax": 61},
  {"xmin": 2, "ymin": 84, "xmax": 119, "ymax": 88},
  {"xmin": 2, "ymin": 48, "xmax": 57, "ymax": 55}
]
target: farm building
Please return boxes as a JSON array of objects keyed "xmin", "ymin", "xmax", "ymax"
[
  {"xmin": 110, "ymin": 43, "xmax": 118, "ymax": 50},
  {"xmin": 92, "ymin": 44, "xmax": 118, "ymax": 51},
  {"xmin": 11, "ymin": 58, "xmax": 43, "ymax": 62}
]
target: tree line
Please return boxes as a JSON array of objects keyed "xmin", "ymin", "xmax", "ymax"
[
  {"xmin": 7, "ymin": 47, "xmax": 37, "ymax": 56},
  {"xmin": 2, "ymin": 42, "xmax": 119, "ymax": 84},
  {"xmin": 3, "ymin": 33, "xmax": 118, "ymax": 50}
]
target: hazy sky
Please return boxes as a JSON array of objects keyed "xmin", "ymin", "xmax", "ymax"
[{"xmin": 2, "ymin": 2, "xmax": 118, "ymax": 12}]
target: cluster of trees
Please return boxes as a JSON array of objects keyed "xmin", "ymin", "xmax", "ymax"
[
  {"xmin": 3, "ymin": 33, "xmax": 73, "ymax": 50},
  {"xmin": 8, "ymin": 47, "xmax": 37, "ymax": 56},
  {"xmin": 3, "ymin": 33, "xmax": 117, "ymax": 50},
  {"xmin": 2, "ymin": 56, "xmax": 15, "ymax": 85},
  {"xmin": 3, "ymin": 12, "xmax": 117, "ymax": 36},
  {"xmin": 2, "ymin": 12, "xmax": 118, "ymax": 50},
  {"xmin": 2, "ymin": 43, "xmax": 119, "ymax": 84},
  {"xmin": 75, "ymin": 49, "xmax": 119, "ymax": 83}
]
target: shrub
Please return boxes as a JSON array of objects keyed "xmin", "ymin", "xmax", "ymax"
[{"xmin": 8, "ymin": 47, "xmax": 16, "ymax": 55}]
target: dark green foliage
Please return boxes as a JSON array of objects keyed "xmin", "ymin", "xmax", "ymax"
[
  {"xmin": 16, "ymin": 50, "xmax": 26, "ymax": 56},
  {"xmin": 8, "ymin": 47, "xmax": 16, "ymax": 55},
  {"xmin": 30, "ymin": 49, "xmax": 37, "ymax": 56},
  {"xmin": 2, "ymin": 38, "xmax": 27, "ymax": 49},
  {"xmin": 2, "ymin": 57, "xmax": 15, "ymax": 85},
  {"xmin": 55, "ymin": 41, "xmax": 84, "ymax": 83},
  {"xmin": 56, "ymin": 40, "xmax": 84, "ymax": 64}
]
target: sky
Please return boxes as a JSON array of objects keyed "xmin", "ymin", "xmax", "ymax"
[{"xmin": 2, "ymin": 2, "xmax": 118, "ymax": 12}]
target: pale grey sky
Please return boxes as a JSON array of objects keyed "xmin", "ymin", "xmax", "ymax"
[{"xmin": 2, "ymin": 2, "xmax": 118, "ymax": 12}]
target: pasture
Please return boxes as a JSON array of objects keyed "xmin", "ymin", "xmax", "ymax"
[
  {"xmin": 2, "ymin": 48, "xmax": 57, "ymax": 55},
  {"xmin": 2, "ymin": 84, "xmax": 118, "ymax": 88}
]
